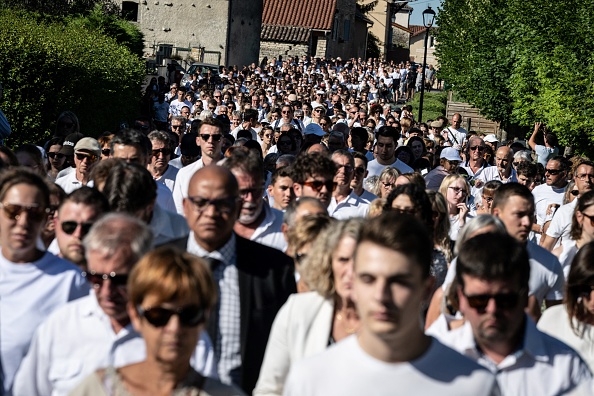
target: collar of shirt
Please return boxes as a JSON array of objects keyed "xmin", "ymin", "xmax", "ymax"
[{"xmin": 187, "ymin": 231, "xmax": 236, "ymax": 266}]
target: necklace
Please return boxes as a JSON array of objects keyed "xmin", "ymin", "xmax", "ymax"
[{"xmin": 335, "ymin": 311, "xmax": 358, "ymax": 334}]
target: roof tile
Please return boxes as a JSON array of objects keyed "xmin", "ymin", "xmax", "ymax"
[{"xmin": 263, "ymin": 0, "xmax": 337, "ymax": 30}]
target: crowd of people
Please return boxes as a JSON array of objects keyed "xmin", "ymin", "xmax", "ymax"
[{"xmin": 0, "ymin": 55, "xmax": 594, "ymax": 395}]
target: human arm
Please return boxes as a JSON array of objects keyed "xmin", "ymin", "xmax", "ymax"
[{"xmin": 528, "ymin": 122, "xmax": 541, "ymax": 151}]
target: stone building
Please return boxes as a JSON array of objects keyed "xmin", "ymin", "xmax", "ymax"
[
  {"xmin": 114, "ymin": 0, "xmax": 263, "ymax": 66},
  {"xmin": 259, "ymin": 0, "xmax": 371, "ymax": 61},
  {"xmin": 409, "ymin": 25, "xmax": 437, "ymax": 66},
  {"xmin": 365, "ymin": 0, "xmax": 412, "ymax": 61}
]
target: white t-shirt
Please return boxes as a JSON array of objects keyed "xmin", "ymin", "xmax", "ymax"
[
  {"xmin": 0, "ymin": 252, "xmax": 90, "ymax": 392},
  {"xmin": 366, "ymin": 158, "xmax": 413, "ymax": 179},
  {"xmin": 172, "ymin": 158, "xmax": 205, "ymax": 214},
  {"xmin": 284, "ymin": 335, "xmax": 498, "ymax": 396},
  {"xmin": 533, "ymin": 184, "xmax": 567, "ymax": 227},
  {"xmin": 545, "ymin": 200, "xmax": 576, "ymax": 246},
  {"xmin": 55, "ymin": 171, "xmax": 90, "ymax": 195}
]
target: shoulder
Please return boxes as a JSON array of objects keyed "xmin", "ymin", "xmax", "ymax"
[
  {"xmin": 236, "ymin": 236, "xmax": 293, "ymax": 267},
  {"xmin": 527, "ymin": 242, "xmax": 562, "ymax": 269},
  {"xmin": 538, "ymin": 304, "xmax": 568, "ymax": 331}
]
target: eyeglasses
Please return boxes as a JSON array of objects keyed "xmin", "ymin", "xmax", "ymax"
[
  {"xmin": 463, "ymin": 291, "xmax": 522, "ymax": 311},
  {"xmin": 570, "ymin": 190, "xmax": 579, "ymax": 197},
  {"xmin": 577, "ymin": 173, "xmax": 594, "ymax": 181},
  {"xmin": 83, "ymin": 270, "xmax": 128, "ymax": 290},
  {"xmin": 469, "ymin": 146, "xmax": 485, "ymax": 152},
  {"xmin": 513, "ymin": 162, "xmax": 521, "ymax": 167},
  {"xmin": 581, "ymin": 212, "xmax": 594, "ymax": 226},
  {"xmin": 319, "ymin": 123, "xmax": 328, "ymax": 127},
  {"xmin": 448, "ymin": 186, "xmax": 467, "ymax": 196},
  {"xmin": 302, "ymin": 180, "xmax": 337, "ymax": 192},
  {"xmin": 354, "ymin": 166, "xmax": 366, "ymax": 176},
  {"xmin": 171, "ymin": 125, "xmax": 183, "ymax": 130},
  {"xmin": 101, "ymin": 149, "xmax": 111, "ymax": 157},
  {"xmin": 391, "ymin": 207, "xmax": 417, "ymax": 215},
  {"xmin": 75, "ymin": 153, "xmax": 98, "ymax": 163},
  {"xmin": 61, "ymin": 221, "xmax": 94, "ymax": 236},
  {"xmin": 152, "ymin": 148, "xmax": 170, "ymax": 157},
  {"xmin": 382, "ymin": 182, "xmax": 395, "ymax": 189},
  {"xmin": 214, "ymin": 95, "xmax": 221, "ymax": 98},
  {"xmin": 137, "ymin": 305, "xmax": 205, "ymax": 327},
  {"xmin": 48, "ymin": 152, "xmax": 65, "ymax": 159},
  {"xmin": 200, "ymin": 134, "xmax": 222, "ymax": 142},
  {"xmin": 545, "ymin": 168, "xmax": 563, "ymax": 175},
  {"xmin": 187, "ymin": 196, "xmax": 238, "ymax": 214},
  {"xmin": 239, "ymin": 187, "xmax": 264, "ymax": 199},
  {"xmin": 314, "ymin": 108, "xmax": 324, "ymax": 113},
  {"xmin": 0, "ymin": 203, "xmax": 48, "ymax": 222},
  {"xmin": 282, "ymin": 110, "xmax": 292, "ymax": 114}
]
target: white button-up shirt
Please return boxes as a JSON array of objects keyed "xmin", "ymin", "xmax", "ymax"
[{"xmin": 327, "ymin": 190, "xmax": 369, "ymax": 220}]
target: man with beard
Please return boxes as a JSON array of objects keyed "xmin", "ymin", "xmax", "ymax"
[
  {"xmin": 492, "ymin": 146, "xmax": 517, "ymax": 183},
  {"xmin": 222, "ymin": 149, "xmax": 287, "ymax": 252},
  {"xmin": 437, "ymin": 232, "xmax": 590, "ymax": 395},
  {"xmin": 328, "ymin": 150, "xmax": 369, "ymax": 219}
]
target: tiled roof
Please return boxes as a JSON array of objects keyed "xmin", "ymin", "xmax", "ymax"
[
  {"xmin": 410, "ymin": 24, "xmax": 437, "ymax": 37},
  {"xmin": 261, "ymin": 25, "xmax": 311, "ymax": 43},
  {"xmin": 262, "ymin": 0, "xmax": 337, "ymax": 30},
  {"xmin": 392, "ymin": 22, "xmax": 412, "ymax": 34}
]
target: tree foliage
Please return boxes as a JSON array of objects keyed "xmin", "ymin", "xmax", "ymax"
[
  {"xmin": 366, "ymin": 32, "xmax": 381, "ymax": 59},
  {"xmin": 435, "ymin": 0, "xmax": 594, "ymax": 153},
  {"xmin": 0, "ymin": 0, "xmax": 118, "ymax": 18},
  {"xmin": 0, "ymin": 8, "xmax": 145, "ymax": 147}
]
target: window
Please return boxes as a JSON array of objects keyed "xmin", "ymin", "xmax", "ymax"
[
  {"xmin": 332, "ymin": 15, "xmax": 339, "ymax": 41},
  {"xmin": 429, "ymin": 36, "xmax": 435, "ymax": 48},
  {"xmin": 343, "ymin": 19, "xmax": 351, "ymax": 41},
  {"xmin": 122, "ymin": 1, "xmax": 139, "ymax": 22}
]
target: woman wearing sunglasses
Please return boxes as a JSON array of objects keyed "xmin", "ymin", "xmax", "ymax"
[
  {"xmin": 71, "ymin": 247, "xmax": 243, "ymax": 395},
  {"xmin": 538, "ymin": 242, "xmax": 594, "ymax": 372},
  {"xmin": 439, "ymin": 174, "xmax": 474, "ymax": 240}
]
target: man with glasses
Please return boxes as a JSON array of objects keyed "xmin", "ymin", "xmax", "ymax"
[
  {"xmin": 310, "ymin": 103, "xmax": 326, "ymax": 126},
  {"xmin": 271, "ymin": 104, "xmax": 304, "ymax": 132},
  {"xmin": 425, "ymin": 147, "xmax": 463, "ymax": 191},
  {"xmin": 436, "ymin": 232, "xmax": 589, "ymax": 395},
  {"xmin": 328, "ymin": 150, "xmax": 369, "ymax": 219},
  {"xmin": 148, "ymin": 130, "xmax": 177, "ymax": 192},
  {"xmin": 0, "ymin": 169, "xmax": 89, "ymax": 393},
  {"xmin": 15, "ymin": 213, "xmax": 212, "ymax": 396},
  {"xmin": 56, "ymin": 137, "xmax": 101, "ymax": 194},
  {"xmin": 461, "ymin": 136, "xmax": 498, "ymax": 190},
  {"xmin": 292, "ymin": 152, "xmax": 337, "ymax": 209},
  {"xmin": 173, "ymin": 117, "xmax": 224, "ymax": 213},
  {"xmin": 221, "ymin": 149, "xmax": 286, "ymax": 251},
  {"xmin": 532, "ymin": 156, "xmax": 569, "ymax": 243},
  {"xmin": 346, "ymin": 104, "xmax": 362, "ymax": 128},
  {"xmin": 51, "ymin": 187, "xmax": 109, "ymax": 270},
  {"xmin": 351, "ymin": 152, "xmax": 377, "ymax": 203},
  {"xmin": 184, "ymin": 165, "xmax": 295, "ymax": 393},
  {"xmin": 541, "ymin": 160, "xmax": 594, "ymax": 252}
]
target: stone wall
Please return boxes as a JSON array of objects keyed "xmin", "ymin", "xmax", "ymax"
[{"xmin": 259, "ymin": 41, "xmax": 309, "ymax": 61}]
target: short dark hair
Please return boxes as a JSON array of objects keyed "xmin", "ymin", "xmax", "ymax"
[
  {"xmin": 384, "ymin": 183, "xmax": 433, "ymax": 235},
  {"xmin": 291, "ymin": 152, "xmax": 336, "ymax": 185},
  {"xmin": 271, "ymin": 166, "xmax": 293, "ymax": 186},
  {"xmin": 0, "ymin": 167, "xmax": 49, "ymax": 208},
  {"xmin": 456, "ymin": 232, "xmax": 530, "ymax": 291},
  {"xmin": 375, "ymin": 125, "xmax": 400, "ymax": 143},
  {"xmin": 549, "ymin": 155, "xmax": 569, "ymax": 172},
  {"xmin": 243, "ymin": 108, "xmax": 258, "ymax": 122},
  {"xmin": 492, "ymin": 183, "xmax": 534, "ymax": 211},
  {"xmin": 356, "ymin": 212, "xmax": 432, "ymax": 279},
  {"xmin": 111, "ymin": 129, "xmax": 151, "ymax": 159},
  {"xmin": 60, "ymin": 186, "xmax": 109, "ymax": 215},
  {"xmin": 352, "ymin": 151, "xmax": 368, "ymax": 167},
  {"xmin": 516, "ymin": 162, "xmax": 537, "ymax": 179},
  {"xmin": 221, "ymin": 147, "xmax": 265, "ymax": 182},
  {"xmin": 350, "ymin": 127, "xmax": 369, "ymax": 144},
  {"xmin": 102, "ymin": 162, "xmax": 157, "ymax": 213},
  {"xmin": 198, "ymin": 116, "xmax": 223, "ymax": 132}
]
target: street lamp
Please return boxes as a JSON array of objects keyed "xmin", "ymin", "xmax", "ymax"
[{"xmin": 418, "ymin": 6, "xmax": 436, "ymax": 124}]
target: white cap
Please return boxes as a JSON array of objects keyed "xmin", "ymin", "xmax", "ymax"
[
  {"xmin": 440, "ymin": 147, "xmax": 462, "ymax": 161},
  {"xmin": 484, "ymin": 134, "xmax": 499, "ymax": 143}
]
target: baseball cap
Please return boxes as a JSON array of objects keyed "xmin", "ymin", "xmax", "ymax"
[
  {"xmin": 74, "ymin": 137, "xmax": 101, "ymax": 158},
  {"xmin": 440, "ymin": 147, "xmax": 463, "ymax": 162},
  {"xmin": 304, "ymin": 123, "xmax": 325, "ymax": 137},
  {"xmin": 59, "ymin": 133, "xmax": 84, "ymax": 155},
  {"xmin": 484, "ymin": 134, "xmax": 499, "ymax": 143}
]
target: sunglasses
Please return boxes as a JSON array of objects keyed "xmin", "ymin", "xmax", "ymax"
[
  {"xmin": 354, "ymin": 166, "xmax": 366, "ymax": 176},
  {"xmin": 187, "ymin": 196, "xmax": 238, "ymax": 214},
  {"xmin": 83, "ymin": 270, "xmax": 129, "ymax": 289},
  {"xmin": 137, "ymin": 305, "xmax": 205, "ymax": 327},
  {"xmin": 581, "ymin": 212, "xmax": 594, "ymax": 226},
  {"xmin": 61, "ymin": 221, "xmax": 94, "ymax": 236},
  {"xmin": 545, "ymin": 168, "xmax": 563, "ymax": 175},
  {"xmin": 391, "ymin": 207, "xmax": 417, "ymax": 215},
  {"xmin": 0, "ymin": 202, "xmax": 48, "ymax": 222},
  {"xmin": 449, "ymin": 186, "xmax": 467, "ymax": 196},
  {"xmin": 101, "ymin": 149, "xmax": 111, "ymax": 157},
  {"xmin": 463, "ymin": 291, "xmax": 522, "ymax": 311},
  {"xmin": 200, "ymin": 134, "xmax": 222, "ymax": 142},
  {"xmin": 302, "ymin": 180, "xmax": 337, "ymax": 192},
  {"xmin": 75, "ymin": 153, "xmax": 98, "ymax": 162},
  {"xmin": 152, "ymin": 148, "xmax": 170, "ymax": 157},
  {"xmin": 469, "ymin": 146, "xmax": 485, "ymax": 151},
  {"xmin": 512, "ymin": 162, "xmax": 521, "ymax": 167},
  {"xmin": 171, "ymin": 125, "xmax": 183, "ymax": 130},
  {"xmin": 48, "ymin": 152, "xmax": 65, "ymax": 159}
]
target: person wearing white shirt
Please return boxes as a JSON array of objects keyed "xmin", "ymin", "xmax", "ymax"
[
  {"xmin": 0, "ymin": 169, "xmax": 90, "ymax": 393},
  {"xmin": 284, "ymin": 213, "xmax": 498, "ymax": 396},
  {"xmin": 350, "ymin": 152, "xmax": 378, "ymax": 204},
  {"xmin": 366, "ymin": 126, "xmax": 413, "ymax": 179},
  {"xmin": 328, "ymin": 150, "xmax": 369, "ymax": 219},
  {"xmin": 532, "ymin": 156, "xmax": 569, "ymax": 243},
  {"xmin": 55, "ymin": 138, "xmax": 101, "ymax": 194},
  {"xmin": 172, "ymin": 118, "xmax": 224, "ymax": 213},
  {"xmin": 436, "ymin": 232, "xmax": 591, "ymax": 396},
  {"xmin": 442, "ymin": 113, "xmax": 467, "ymax": 151},
  {"xmin": 168, "ymin": 87, "xmax": 193, "ymax": 118},
  {"xmin": 147, "ymin": 130, "xmax": 178, "ymax": 192}
]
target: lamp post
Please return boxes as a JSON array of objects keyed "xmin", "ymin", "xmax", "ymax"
[{"xmin": 417, "ymin": 6, "xmax": 436, "ymax": 124}]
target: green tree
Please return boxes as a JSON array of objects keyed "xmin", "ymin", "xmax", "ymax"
[{"xmin": 0, "ymin": 9, "xmax": 145, "ymax": 147}]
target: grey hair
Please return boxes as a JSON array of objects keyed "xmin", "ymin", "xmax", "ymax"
[
  {"xmin": 283, "ymin": 197, "xmax": 327, "ymax": 228},
  {"xmin": 513, "ymin": 150, "xmax": 533, "ymax": 162},
  {"xmin": 454, "ymin": 214, "xmax": 507, "ymax": 255},
  {"xmin": 148, "ymin": 130, "xmax": 171, "ymax": 149},
  {"xmin": 83, "ymin": 213, "xmax": 153, "ymax": 265}
]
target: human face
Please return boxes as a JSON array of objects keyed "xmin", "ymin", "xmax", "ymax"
[
  {"xmin": 451, "ymin": 114, "xmax": 462, "ymax": 129},
  {"xmin": 576, "ymin": 205, "xmax": 594, "ymax": 241},
  {"xmin": 390, "ymin": 194, "xmax": 417, "ymax": 215},
  {"xmin": 493, "ymin": 195, "xmax": 534, "ymax": 242},
  {"xmin": 446, "ymin": 179, "xmax": 467, "ymax": 206},
  {"xmin": 495, "ymin": 147, "xmax": 512, "ymax": 175},
  {"xmin": 482, "ymin": 192, "xmax": 495, "ymax": 211},
  {"xmin": 261, "ymin": 130, "xmax": 272, "ymax": 145},
  {"xmin": 332, "ymin": 154, "xmax": 354, "ymax": 188},
  {"xmin": 55, "ymin": 202, "xmax": 100, "ymax": 266},
  {"xmin": 0, "ymin": 184, "xmax": 47, "ymax": 261},
  {"xmin": 233, "ymin": 171, "xmax": 264, "ymax": 225},
  {"xmin": 277, "ymin": 136, "xmax": 293, "ymax": 154},
  {"xmin": 150, "ymin": 140, "xmax": 170, "ymax": 172},
  {"xmin": 231, "ymin": 116, "xmax": 241, "ymax": 128},
  {"xmin": 197, "ymin": 124, "xmax": 223, "ymax": 159},
  {"xmin": 170, "ymin": 121, "xmax": 185, "ymax": 137},
  {"xmin": 351, "ymin": 158, "xmax": 367, "ymax": 190},
  {"xmin": 183, "ymin": 171, "xmax": 239, "ymax": 251},
  {"xmin": 353, "ymin": 241, "xmax": 432, "ymax": 341},
  {"xmin": 411, "ymin": 141, "xmax": 423, "ymax": 159},
  {"xmin": 380, "ymin": 177, "xmax": 396, "ymax": 199},
  {"xmin": 574, "ymin": 164, "xmax": 594, "ymax": 195},
  {"xmin": 294, "ymin": 174, "xmax": 335, "ymax": 208},
  {"xmin": 376, "ymin": 136, "xmax": 396, "ymax": 163},
  {"xmin": 268, "ymin": 176, "xmax": 294, "ymax": 211},
  {"xmin": 458, "ymin": 276, "xmax": 526, "ymax": 346},
  {"xmin": 281, "ymin": 107, "xmax": 293, "ymax": 121},
  {"xmin": 131, "ymin": 293, "xmax": 201, "ymax": 367},
  {"xmin": 112, "ymin": 144, "xmax": 146, "ymax": 165},
  {"xmin": 468, "ymin": 138, "xmax": 486, "ymax": 161},
  {"xmin": 48, "ymin": 144, "xmax": 65, "ymax": 170},
  {"xmin": 74, "ymin": 151, "xmax": 98, "ymax": 175},
  {"xmin": 544, "ymin": 160, "xmax": 566, "ymax": 188},
  {"xmin": 443, "ymin": 159, "xmax": 460, "ymax": 173},
  {"xmin": 517, "ymin": 174, "xmax": 535, "ymax": 190},
  {"xmin": 87, "ymin": 247, "xmax": 133, "ymax": 320},
  {"xmin": 332, "ymin": 236, "xmax": 357, "ymax": 301}
]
